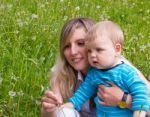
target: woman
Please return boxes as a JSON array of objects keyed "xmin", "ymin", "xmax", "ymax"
[{"xmin": 41, "ymin": 17, "xmax": 150, "ymax": 117}]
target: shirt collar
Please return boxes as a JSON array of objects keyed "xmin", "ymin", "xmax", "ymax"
[{"xmin": 77, "ymin": 71, "xmax": 83, "ymax": 81}]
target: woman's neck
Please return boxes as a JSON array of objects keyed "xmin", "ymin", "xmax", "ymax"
[{"xmin": 81, "ymin": 65, "xmax": 90, "ymax": 76}]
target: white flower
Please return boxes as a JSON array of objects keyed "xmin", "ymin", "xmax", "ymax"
[
  {"xmin": 17, "ymin": 90, "xmax": 24, "ymax": 96},
  {"xmin": 7, "ymin": 4, "xmax": 13, "ymax": 9},
  {"xmin": 75, "ymin": 6, "xmax": 80, "ymax": 11},
  {"xmin": 147, "ymin": 43, "xmax": 150, "ymax": 47},
  {"xmin": 85, "ymin": 3, "xmax": 88, "ymax": 7},
  {"xmin": 9, "ymin": 91, "xmax": 16, "ymax": 97},
  {"xmin": 146, "ymin": 9, "xmax": 150, "ymax": 13},
  {"xmin": 63, "ymin": 16, "xmax": 68, "ymax": 21},
  {"xmin": 35, "ymin": 100, "xmax": 41, "ymax": 105},
  {"xmin": 17, "ymin": 19, "xmax": 23, "ymax": 27},
  {"xmin": 14, "ymin": 30, "xmax": 19, "ymax": 34},
  {"xmin": 31, "ymin": 14, "xmax": 38, "ymax": 19},
  {"xmin": 31, "ymin": 36, "xmax": 36, "ymax": 41},
  {"xmin": 40, "ymin": 4, "xmax": 45, "ymax": 8},
  {"xmin": 96, "ymin": 5, "xmax": 100, "ymax": 9},
  {"xmin": 11, "ymin": 74, "xmax": 19, "ymax": 81},
  {"xmin": 139, "ymin": 45, "xmax": 146, "ymax": 52}
]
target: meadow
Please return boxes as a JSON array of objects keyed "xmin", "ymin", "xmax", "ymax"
[{"xmin": 0, "ymin": 0, "xmax": 150, "ymax": 116}]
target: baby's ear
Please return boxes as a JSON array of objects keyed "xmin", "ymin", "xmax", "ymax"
[{"xmin": 115, "ymin": 43, "xmax": 122, "ymax": 54}]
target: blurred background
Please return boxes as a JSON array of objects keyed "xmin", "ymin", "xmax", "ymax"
[{"xmin": 0, "ymin": 0, "xmax": 149, "ymax": 116}]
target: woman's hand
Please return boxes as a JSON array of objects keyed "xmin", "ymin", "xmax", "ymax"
[
  {"xmin": 98, "ymin": 81, "xmax": 124, "ymax": 106},
  {"xmin": 61, "ymin": 102, "xmax": 74, "ymax": 109},
  {"xmin": 42, "ymin": 90, "xmax": 62, "ymax": 112}
]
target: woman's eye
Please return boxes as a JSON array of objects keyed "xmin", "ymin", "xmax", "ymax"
[
  {"xmin": 78, "ymin": 42, "xmax": 85, "ymax": 46},
  {"xmin": 64, "ymin": 44, "xmax": 70, "ymax": 49}
]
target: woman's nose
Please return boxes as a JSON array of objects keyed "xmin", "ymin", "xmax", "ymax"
[{"xmin": 70, "ymin": 44, "xmax": 78, "ymax": 55}]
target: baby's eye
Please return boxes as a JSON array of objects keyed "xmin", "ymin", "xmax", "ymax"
[{"xmin": 96, "ymin": 48, "xmax": 103, "ymax": 52}]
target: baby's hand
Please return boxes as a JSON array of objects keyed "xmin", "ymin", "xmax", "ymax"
[{"xmin": 60, "ymin": 102, "xmax": 74, "ymax": 109}]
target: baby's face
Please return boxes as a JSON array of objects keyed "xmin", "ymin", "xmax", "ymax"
[{"xmin": 87, "ymin": 35, "xmax": 121, "ymax": 69}]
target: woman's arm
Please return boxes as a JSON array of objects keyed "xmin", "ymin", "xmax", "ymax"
[{"xmin": 41, "ymin": 80, "xmax": 63, "ymax": 117}]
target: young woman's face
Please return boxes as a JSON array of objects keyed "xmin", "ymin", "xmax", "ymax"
[{"xmin": 63, "ymin": 28, "xmax": 89, "ymax": 74}]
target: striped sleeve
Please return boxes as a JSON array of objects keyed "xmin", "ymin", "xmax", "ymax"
[{"xmin": 125, "ymin": 70, "xmax": 149, "ymax": 112}]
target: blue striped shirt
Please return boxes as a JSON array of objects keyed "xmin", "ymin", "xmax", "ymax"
[{"xmin": 69, "ymin": 63, "xmax": 149, "ymax": 117}]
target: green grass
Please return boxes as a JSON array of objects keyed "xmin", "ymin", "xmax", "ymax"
[{"xmin": 0, "ymin": 0, "xmax": 149, "ymax": 116}]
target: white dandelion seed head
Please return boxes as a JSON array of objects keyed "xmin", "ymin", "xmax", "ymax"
[
  {"xmin": 63, "ymin": 16, "xmax": 68, "ymax": 21},
  {"xmin": 31, "ymin": 14, "xmax": 38, "ymax": 19},
  {"xmin": 147, "ymin": 43, "xmax": 150, "ymax": 47},
  {"xmin": 7, "ymin": 4, "xmax": 13, "ymax": 9},
  {"xmin": 96, "ymin": 5, "xmax": 101, "ymax": 9},
  {"xmin": 35, "ymin": 100, "xmax": 41, "ymax": 105},
  {"xmin": 17, "ymin": 90, "xmax": 24, "ymax": 96},
  {"xmin": 139, "ymin": 45, "xmax": 146, "ymax": 52},
  {"xmin": 31, "ymin": 36, "xmax": 36, "ymax": 41},
  {"xmin": 9, "ymin": 91, "xmax": 16, "ymax": 97},
  {"xmin": 75, "ymin": 6, "xmax": 80, "ymax": 11}
]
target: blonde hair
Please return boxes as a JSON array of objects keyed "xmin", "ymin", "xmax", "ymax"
[
  {"xmin": 51, "ymin": 18, "xmax": 95, "ymax": 102},
  {"xmin": 86, "ymin": 21, "xmax": 124, "ymax": 48}
]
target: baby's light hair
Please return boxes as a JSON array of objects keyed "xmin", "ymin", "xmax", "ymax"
[{"xmin": 85, "ymin": 21, "xmax": 124, "ymax": 48}]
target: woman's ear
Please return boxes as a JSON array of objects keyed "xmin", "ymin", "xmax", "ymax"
[{"xmin": 115, "ymin": 43, "xmax": 122, "ymax": 54}]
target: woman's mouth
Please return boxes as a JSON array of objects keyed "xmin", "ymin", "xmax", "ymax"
[{"xmin": 72, "ymin": 58, "xmax": 83, "ymax": 63}]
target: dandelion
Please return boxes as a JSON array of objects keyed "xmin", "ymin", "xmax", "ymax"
[
  {"xmin": 31, "ymin": 14, "xmax": 38, "ymax": 19},
  {"xmin": 147, "ymin": 43, "xmax": 150, "ymax": 47},
  {"xmin": 0, "ymin": 4, "xmax": 5, "ymax": 9},
  {"xmin": 139, "ymin": 45, "xmax": 146, "ymax": 52},
  {"xmin": 96, "ymin": 5, "xmax": 101, "ymax": 9},
  {"xmin": 17, "ymin": 90, "xmax": 24, "ymax": 96},
  {"xmin": 11, "ymin": 73, "xmax": 19, "ymax": 81},
  {"xmin": 40, "ymin": 57, "xmax": 45, "ymax": 63},
  {"xmin": 14, "ymin": 30, "xmax": 19, "ymax": 34},
  {"xmin": 146, "ymin": 9, "xmax": 150, "ymax": 13},
  {"xmin": 85, "ymin": 3, "xmax": 88, "ymax": 7},
  {"xmin": 45, "ymin": 2, "xmax": 49, "ymax": 5},
  {"xmin": 63, "ymin": 16, "xmax": 68, "ymax": 21},
  {"xmin": 31, "ymin": 35, "xmax": 36, "ymax": 41},
  {"xmin": 38, "ymin": 3, "xmax": 45, "ymax": 9},
  {"xmin": 35, "ymin": 100, "xmax": 41, "ymax": 105},
  {"xmin": 24, "ymin": 21, "xmax": 29, "ymax": 26},
  {"xmin": 16, "ymin": 12, "xmax": 21, "ymax": 16},
  {"xmin": 26, "ymin": 17, "xmax": 30, "ymax": 21},
  {"xmin": 7, "ymin": 4, "xmax": 13, "ymax": 9},
  {"xmin": 17, "ymin": 19, "xmax": 23, "ymax": 27},
  {"xmin": 75, "ymin": 6, "xmax": 80, "ymax": 11},
  {"xmin": 8, "ymin": 91, "xmax": 16, "ymax": 97}
]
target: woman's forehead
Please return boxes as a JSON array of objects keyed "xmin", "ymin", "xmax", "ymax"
[{"xmin": 66, "ymin": 28, "xmax": 86, "ymax": 42}]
